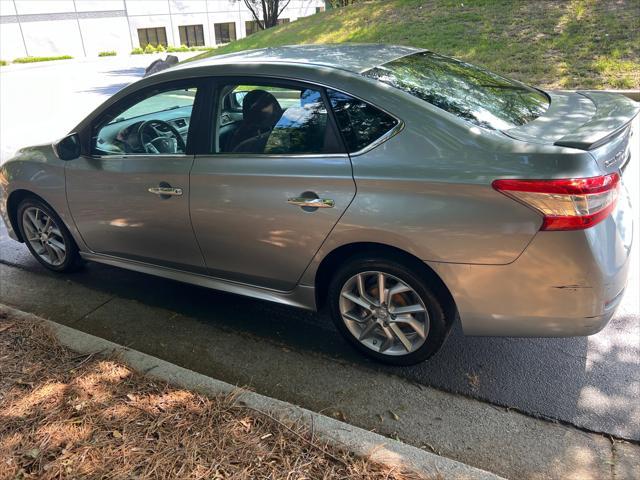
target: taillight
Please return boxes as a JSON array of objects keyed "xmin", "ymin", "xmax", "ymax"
[{"xmin": 492, "ymin": 173, "xmax": 620, "ymax": 231}]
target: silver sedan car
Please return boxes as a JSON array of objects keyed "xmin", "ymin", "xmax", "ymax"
[{"xmin": 1, "ymin": 45, "xmax": 637, "ymax": 365}]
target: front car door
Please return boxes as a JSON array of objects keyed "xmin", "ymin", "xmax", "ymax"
[
  {"xmin": 190, "ymin": 78, "xmax": 356, "ymax": 291},
  {"xmin": 66, "ymin": 80, "xmax": 207, "ymax": 272}
]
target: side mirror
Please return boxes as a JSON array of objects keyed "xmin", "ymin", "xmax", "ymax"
[{"xmin": 53, "ymin": 133, "xmax": 81, "ymax": 161}]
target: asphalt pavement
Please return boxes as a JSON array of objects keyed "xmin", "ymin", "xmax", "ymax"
[{"xmin": 1, "ymin": 56, "xmax": 639, "ymax": 443}]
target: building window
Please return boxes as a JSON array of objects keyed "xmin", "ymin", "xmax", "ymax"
[
  {"xmin": 316, "ymin": 6, "xmax": 325, "ymax": 13},
  {"xmin": 245, "ymin": 18, "xmax": 289, "ymax": 36},
  {"xmin": 214, "ymin": 22, "xmax": 236, "ymax": 44},
  {"xmin": 179, "ymin": 24, "xmax": 205, "ymax": 47},
  {"xmin": 245, "ymin": 20, "xmax": 261, "ymax": 36},
  {"xmin": 137, "ymin": 27, "xmax": 168, "ymax": 48}
]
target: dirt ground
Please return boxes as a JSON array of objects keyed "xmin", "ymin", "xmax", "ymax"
[{"xmin": 0, "ymin": 311, "xmax": 427, "ymax": 479}]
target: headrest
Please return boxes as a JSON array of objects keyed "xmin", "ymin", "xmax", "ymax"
[{"xmin": 242, "ymin": 90, "xmax": 283, "ymax": 128}]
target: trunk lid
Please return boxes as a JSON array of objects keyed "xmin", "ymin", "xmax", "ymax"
[{"xmin": 504, "ymin": 90, "xmax": 639, "ymax": 151}]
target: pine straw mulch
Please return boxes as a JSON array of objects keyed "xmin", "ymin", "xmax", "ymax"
[{"xmin": 0, "ymin": 310, "xmax": 430, "ymax": 480}]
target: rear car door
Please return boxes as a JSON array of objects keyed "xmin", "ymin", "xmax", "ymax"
[
  {"xmin": 66, "ymin": 80, "xmax": 207, "ymax": 272},
  {"xmin": 190, "ymin": 78, "xmax": 356, "ymax": 291}
]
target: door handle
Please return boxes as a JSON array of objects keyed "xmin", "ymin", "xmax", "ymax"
[
  {"xmin": 287, "ymin": 197, "xmax": 334, "ymax": 208},
  {"xmin": 148, "ymin": 186, "xmax": 183, "ymax": 196}
]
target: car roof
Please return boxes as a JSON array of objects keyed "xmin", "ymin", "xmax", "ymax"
[{"xmin": 175, "ymin": 44, "xmax": 424, "ymax": 74}]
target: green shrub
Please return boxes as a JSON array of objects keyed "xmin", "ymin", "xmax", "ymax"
[
  {"xmin": 0, "ymin": 60, "xmax": 7, "ymax": 66},
  {"xmin": 155, "ymin": 44, "xmax": 166, "ymax": 53},
  {"xmin": 98, "ymin": 50, "xmax": 117, "ymax": 57},
  {"xmin": 190, "ymin": 46, "xmax": 215, "ymax": 51},
  {"xmin": 131, "ymin": 47, "xmax": 144, "ymax": 55},
  {"xmin": 144, "ymin": 44, "xmax": 157, "ymax": 54},
  {"xmin": 12, "ymin": 55, "xmax": 73, "ymax": 63},
  {"xmin": 167, "ymin": 44, "xmax": 190, "ymax": 52}
]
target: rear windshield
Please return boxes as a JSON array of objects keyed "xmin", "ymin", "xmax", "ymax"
[{"xmin": 362, "ymin": 52, "xmax": 549, "ymax": 131}]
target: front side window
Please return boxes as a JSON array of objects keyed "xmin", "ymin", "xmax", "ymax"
[
  {"xmin": 93, "ymin": 87, "xmax": 197, "ymax": 156},
  {"xmin": 214, "ymin": 83, "xmax": 342, "ymax": 155},
  {"xmin": 362, "ymin": 51, "xmax": 549, "ymax": 131},
  {"xmin": 326, "ymin": 89, "xmax": 398, "ymax": 153}
]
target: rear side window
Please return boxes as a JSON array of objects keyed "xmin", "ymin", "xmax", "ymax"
[{"xmin": 326, "ymin": 89, "xmax": 398, "ymax": 153}]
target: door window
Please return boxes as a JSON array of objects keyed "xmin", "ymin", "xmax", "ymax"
[
  {"xmin": 214, "ymin": 83, "xmax": 343, "ymax": 155},
  {"xmin": 326, "ymin": 89, "xmax": 399, "ymax": 153},
  {"xmin": 92, "ymin": 87, "xmax": 198, "ymax": 156}
]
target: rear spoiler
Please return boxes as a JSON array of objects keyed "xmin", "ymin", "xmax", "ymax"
[{"xmin": 554, "ymin": 91, "xmax": 640, "ymax": 150}]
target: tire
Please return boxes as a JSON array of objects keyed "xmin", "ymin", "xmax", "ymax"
[
  {"xmin": 328, "ymin": 254, "xmax": 449, "ymax": 366},
  {"xmin": 16, "ymin": 197, "xmax": 83, "ymax": 273}
]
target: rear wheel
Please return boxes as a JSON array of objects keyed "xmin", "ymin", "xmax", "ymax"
[
  {"xmin": 328, "ymin": 255, "xmax": 448, "ymax": 365},
  {"xmin": 17, "ymin": 197, "xmax": 82, "ymax": 273}
]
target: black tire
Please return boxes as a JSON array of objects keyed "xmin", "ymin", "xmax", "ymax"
[
  {"xmin": 328, "ymin": 254, "xmax": 449, "ymax": 366},
  {"xmin": 16, "ymin": 197, "xmax": 83, "ymax": 273}
]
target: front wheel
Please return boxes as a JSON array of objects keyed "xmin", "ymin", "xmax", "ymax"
[
  {"xmin": 328, "ymin": 256, "xmax": 449, "ymax": 365},
  {"xmin": 17, "ymin": 197, "xmax": 82, "ymax": 273}
]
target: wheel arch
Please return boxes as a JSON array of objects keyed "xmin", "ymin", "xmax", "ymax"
[
  {"xmin": 314, "ymin": 242, "xmax": 458, "ymax": 324},
  {"xmin": 7, "ymin": 189, "xmax": 61, "ymax": 243}
]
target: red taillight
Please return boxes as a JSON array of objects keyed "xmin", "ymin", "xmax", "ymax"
[{"xmin": 492, "ymin": 173, "xmax": 620, "ymax": 231}]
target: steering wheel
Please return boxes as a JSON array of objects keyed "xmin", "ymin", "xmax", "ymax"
[{"xmin": 137, "ymin": 119, "xmax": 186, "ymax": 154}]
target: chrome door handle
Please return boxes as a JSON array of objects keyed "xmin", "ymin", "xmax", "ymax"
[
  {"xmin": 287, "ymin": 197, "xmax": 334, "ymax": 208},
  {"xmin": 148, "ymin": 186, "xmax": 183, "ymax": 196}
]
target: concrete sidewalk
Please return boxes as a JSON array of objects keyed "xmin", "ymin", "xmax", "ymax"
[{"xmin": 1, "ymin": 262, "xmax": 637, "ymax": 480}]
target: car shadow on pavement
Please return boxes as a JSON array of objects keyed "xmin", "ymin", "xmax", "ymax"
[
  {"xmin": 105, "ymin": 67, "xmax": 145, "ymax": 77},
  {"xmin": 79, "ymin": 83, "xmax": 133, "ymax": 95},
  {"xmin": 15, "ymin": 252, "xmax": 635, "ymax": 441}
]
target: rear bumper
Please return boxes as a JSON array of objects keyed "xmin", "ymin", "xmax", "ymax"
[{"xmin": 429, "ymin": 188, "xmax": 633, "ymax": 336}]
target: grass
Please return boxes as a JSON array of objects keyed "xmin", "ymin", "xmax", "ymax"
[
  {"xmin": 202, "ymin": 0, "xmax": 639, "ymax": 89},
  {"xmin": 98, "ymin": 51, "xmax": 116, "ymax": 57},
  {"xmin": 12, "ymin": 55, "xmax": 73, "ymax": 64},
  {"xmin": 0, "ymin": 310, "xmax": 427, "ymax": 479}
]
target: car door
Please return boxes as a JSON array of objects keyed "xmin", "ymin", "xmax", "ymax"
[
  {"xmin": 66, "ymin": 80, "xmax": 207, "ymax": 272},
  {"xmin": 190, "ymin": 79, "xmax": 356, "ymax": 291}
]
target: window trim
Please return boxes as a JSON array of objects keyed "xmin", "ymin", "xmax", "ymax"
[
  {"xmin": 206, "ymin": 76, "xmax": 350, "ymax": 158},
  {"xmin": 88, "ymin": 79, "xmax": 207, "ymax": 159}
]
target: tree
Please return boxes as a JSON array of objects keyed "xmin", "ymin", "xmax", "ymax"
[{"xmin": 241, "ymin": 0, "xmax": 292, "ymax": 30}]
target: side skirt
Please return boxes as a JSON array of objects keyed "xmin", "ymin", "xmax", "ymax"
[{"xmin": 80, "ymin": 252, "xmax": 317, "ymax": 311}]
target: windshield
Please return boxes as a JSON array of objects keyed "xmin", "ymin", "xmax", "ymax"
[
  {"xmin": 108, "ymin": 88, "xmax": 197, "ymax": 124},
  {"xmin": 362, "ymin": 52, "xmax": 549, "ymax": 131}
]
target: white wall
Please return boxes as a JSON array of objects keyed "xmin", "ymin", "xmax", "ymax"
[
  {"xmin": 79, "ymin": 17, "xmax": 132, "ymax": 54},
  {"xmin": 20, "ymin": 18, "xmax": 85, "ymax": 57},
  {"xmin": 0, "ymin": 23, "xmax": 26, "ymax": 59},
  {"xmin": 0, "ymin": 0, "xmax": 325, "ymax": 59}
]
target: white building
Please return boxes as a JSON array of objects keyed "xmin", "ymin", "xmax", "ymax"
[{"xmin": 0, "ymin": 0, "xmax": 325, "ymax": 60}]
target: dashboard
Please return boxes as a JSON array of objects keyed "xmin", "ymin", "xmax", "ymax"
[{"xmin": 93, "ymin": 105, "xmax": 193, "ymax": 155}]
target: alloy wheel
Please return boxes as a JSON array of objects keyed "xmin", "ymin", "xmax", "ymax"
[
  {"xmin": 22, "ymin": 207, "xmax": 67, "ymax": 266},
  {"xmin": 338, "ymin": 271, "xmax": 430, "ymax": 356}
]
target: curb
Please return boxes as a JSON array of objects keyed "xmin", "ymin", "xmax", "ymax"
[{"xmin": 1, "ymin": 304, "xmax": 504, "ymax": 480}]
